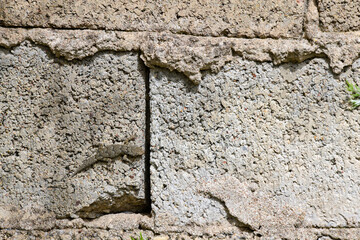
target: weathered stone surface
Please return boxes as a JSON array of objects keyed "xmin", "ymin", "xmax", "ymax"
[
  {"xmin": 2, "ymin": 27, "xmax": 360, "ymax": 83},
  {"xmin": 153, "ymin": 236, "xmax": 169, "ymax": 240},
  {"xmin": 84, "ymin": 213, "xmax": 153, "ymax": 230},
  {"xmin": 2, "ymin": 228, "xmax": 360, "ymax": 240},
  {"xmin": 0, "ymin": 28, "xmax": 317, "ymax": 84},
  {"xmin": 0, "ymin": 28, "xmax": 26, "ymax": 47},
  {"xmin": 0, "ymin": 229, "xmax": 156, "ymax": 240},
  {"xmin": 54, "ymin": 213, "xmax": 154, "ymax": 231},
  {"xmin": 140, "ymin": 33, "xmax": 234, "ymax": 84},
  {"xmin": 0, "ymin": 42, "xmax": 146, "ymax": 220},
  {"xmin": 305, "ymin": 0, "xmax": 360, "ymax": 74},
  {"xmin": 0, "ymin": 0, "xmax": 305, "ymax": 38},
  {"xmin": 2, "ymin": 1, "xmax": 360, "ymax": 237},
  {"xmin": 150, "ymin": 57, "xmax": 360, "ymax": 237},
  {"xmin": 318, "ymin": 0, "xmax": 360, "ymax": 32},
  {"xmin": 0, "ymin": 205, "xmax": 55, "ymax": 230},
  {"xmin": 199, "ymin": 175, "xmax": 305, "ymax": 231}
]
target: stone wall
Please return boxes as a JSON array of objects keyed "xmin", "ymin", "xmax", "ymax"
[{"xmin": 1, "ymin": 0, "xmax": 360, "ymax": 239}]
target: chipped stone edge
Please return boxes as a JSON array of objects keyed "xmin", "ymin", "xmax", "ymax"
[
  {"xmin": 305, "ymin": 0, "xmax": 360, "ymax": 74},
  {"xmin": 1, "ymin": 17, "xmax": 360, "ymax": 84}
]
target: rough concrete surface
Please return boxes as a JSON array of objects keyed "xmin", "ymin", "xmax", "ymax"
[
  {"xmin": 2, "ymin": 228, "xmax": 360, "ymax": 240},
  {"xmin": 1, "ymin": 0, "xmax": 360, "ymax": 239},
  {"xmin": 150, "ymin": 57, "xmax": 360, "ymax": 238},
  {"xmin": 305, "ymin": 0, "xmax": 360, "ymax": 75},
  {"xmin": 2, "ymin": 27, "xmax": 360, "ymax": 84},
  {"xmin": 0, "ymin": 42, "xmax": 146, "ymax": 220},
  {"xmin": 318, "ymin": 0, "xmax": 360, "ymax": 32},
  {"xmin": 0, "ymin": 229, "xmax": 156, "ymax": 240},
  {"xmin": 0, "ymin": 0, "xmax": 305, "ymax": 38},
  {"xmin": 0, "ymin": 42, "xmax": 359, "ymax": 239}
]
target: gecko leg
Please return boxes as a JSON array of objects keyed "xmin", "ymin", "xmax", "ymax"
[{"xmin": 123, "ymin": 154, "xmax": 130, "ymax": 162}]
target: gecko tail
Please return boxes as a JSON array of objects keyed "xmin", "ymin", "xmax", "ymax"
[{"xmin": 71, "ymin": 156, "xmax": 98, "ymax": 177}]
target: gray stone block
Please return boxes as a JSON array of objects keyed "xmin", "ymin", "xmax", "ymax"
[
  {"xmin": 0, "ymin": 41, "xmax": 146, "ymax": 221},
  {"xmin": 149, "ymin": 57, "xmax": 360, "ymax": 236}
]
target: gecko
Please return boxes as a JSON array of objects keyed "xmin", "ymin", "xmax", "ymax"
[{"xmin": 71, "ymin": 144, "xmax": 144, "ymax": 177}]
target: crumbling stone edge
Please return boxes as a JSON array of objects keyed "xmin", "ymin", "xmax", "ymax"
[{"xmin": 1, "ymin": 0, "xmax": 360, "ymax": 85}]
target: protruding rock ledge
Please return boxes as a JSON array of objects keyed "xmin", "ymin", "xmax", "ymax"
[{"xmin": 1, "ymin": 27, "xmax": 360, "ymax": 84}]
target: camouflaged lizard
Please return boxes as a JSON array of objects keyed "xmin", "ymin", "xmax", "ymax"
[{"xmin": 71, "ymin": 144, "xmax": 144, "ymax": 177}]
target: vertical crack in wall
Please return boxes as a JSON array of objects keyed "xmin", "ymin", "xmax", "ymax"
[{"xmin": 144, "ymin": 63, "xmax": 152, "ymax": 213}]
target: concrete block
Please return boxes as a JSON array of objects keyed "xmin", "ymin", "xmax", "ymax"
[
  {"xmin": 0, "ymin": 41, "xmax": 146, "ymax": 220},
  {"xmin": 0, "ymin": 0, "xmax": 305, "ymax": 38},
  {"xmin": 149, "ymin": 57, "xmax": 360, "ymax": 236}
]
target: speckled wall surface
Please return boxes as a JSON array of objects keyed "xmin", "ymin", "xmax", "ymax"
[
  {"xmin": 0, "ymin": 42, "xmax": 146, "ymax": 220},
  {"xmin": 150, "ymin": 58, "xmax": 360, "ymax": 237},
  {"xmin": 1, "ymin": 0, "xmax": 360, "ymax": 239}
]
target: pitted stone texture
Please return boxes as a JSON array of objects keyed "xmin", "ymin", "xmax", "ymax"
[
  {"xmin": 1, "ymin": 28, "xmax": 319, "ymax": 84},
  {"xmin": 3, "ymin": 228, "xmax": 360, "ymax": 240},
  {"xmin": 0, "ymin": 42, "xmax": 146, "ymax": 220},
  {"xmin": 4, "ymin": 27, "xmax": 360, "ymax": 83},
  {"xmin": 318, "ymin": 0, "xmax": 360, "ymax": 32},
  {"xmin": 199, "ymin": 175, "xmax": 305, "ymax": 232},
  {"xmin": 0, "ymin": 229, "xmax": 156, "ymax": 240},
  {"xmin": 150, "ymin": 58, "xmax": 360, "ymax": 236},
  {"xmin": 141, "ymin": 33, "xmax": 234, "ymax": 84},
  {"xmin": 305, "ymin": 0, "xmax": 360, "ymax": 74},
  {"xmin": 0, "ymin": 0, "xmax": 305, "ymax": 38},
  {"xmin": 0, "ymin": 205, "xmax": 55, "ymax": 230}
]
